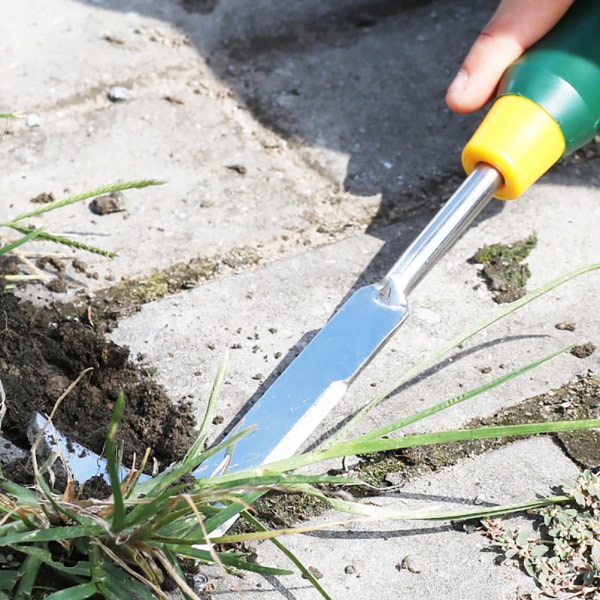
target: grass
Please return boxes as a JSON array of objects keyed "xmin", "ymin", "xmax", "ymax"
[{"xmin": 0, "ymin": 259, "xmax": 598, "ymax": 598}]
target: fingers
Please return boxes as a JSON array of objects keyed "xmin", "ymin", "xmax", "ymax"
[{"xmin": 446, "ymin": 0, "xmax": 575, "ymax": 113}]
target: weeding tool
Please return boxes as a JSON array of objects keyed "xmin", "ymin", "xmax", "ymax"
[
  {"xmin": 32, "ymin": 0, "xmax": 600, "ymax": 493},
  {"xmin": 196, "ymin": 0, "xmax": 600, "ymax": 477}
]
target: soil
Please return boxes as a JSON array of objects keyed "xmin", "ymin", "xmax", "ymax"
[{"xmin": 0, "ymin": 292, "xmax": 197, "ymax": 480}]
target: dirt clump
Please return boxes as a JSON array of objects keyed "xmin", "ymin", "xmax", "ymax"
[{"xmin": 0, "ymin": 292, "xmax": 197, "ymax": 478}]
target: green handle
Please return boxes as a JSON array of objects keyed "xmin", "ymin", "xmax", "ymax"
[{"xmin": 499, "ymin": 0, "xmax": 600, "ymax": 154}]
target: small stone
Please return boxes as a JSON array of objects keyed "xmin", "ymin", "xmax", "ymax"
[
  {"xmin": 72, "ymin": 259, "xmax": 88, "ymax": 273},
  {"xmin": 164, "ymin": 94, "xmax": 185, "ymax": 105},
  {"xmin": 555, "ymin": 321, "xmax": 576, "ymax": 331},
  {"xmin": 225, "ymin": 163, "xmax": 247, "ymax": 175},
  {"xmin": 571, "ymin": 342, "xmax": 596, "ymax": 359},
  {"xmin": 26, "ymin": 113, "xmax": 41, "ymax": 127},
  {"xmin": 107, "ymin": 86, "xmax": 129, "ymax": 102},
  {"xmin": 344, "ymin": 564, "xmax": 356, "ymax": 575},
  {"xmin": 397, "ymin": 555, "xmax": 421, "ymax": 573},
  {"xmin": 193, "ymin": 573, "xmax": 214, "ymax": 595},
  {"xmin": 30, "ymin": 192, "xmax": 54, "ymax": 204},
  {"xmin": 89, "ymin": 191, "xmax": 125, "ymax": 215},
  {"xmin": 304, "ymin": 566, "xmax": 323, "ymax": 580}
]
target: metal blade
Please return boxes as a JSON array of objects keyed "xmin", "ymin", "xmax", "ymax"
[
  {"xmin": 194, "ymin": 285, "xmax": 408, "ymax": 477},
  {"xmin": 28, "ymin": 412, "xmax": 150, "ymax": 484}
]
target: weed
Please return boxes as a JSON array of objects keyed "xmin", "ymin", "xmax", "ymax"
[{"xmin": 484, "ymin": 470, "xmax": 600, "ymax": 598}]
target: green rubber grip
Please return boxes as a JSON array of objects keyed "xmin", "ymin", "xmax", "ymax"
[{"xmin": 498, "ymin": 0, "xmax": 600, "ymax": 155}]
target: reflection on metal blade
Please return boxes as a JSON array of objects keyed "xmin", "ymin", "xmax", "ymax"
[
  {"xmin": 28, "ymin": 412, "xmax": 150, "ymax": 484},
  {"xmin": 194, "ymin": 284, "xmax": 408, "ymax": 476}
]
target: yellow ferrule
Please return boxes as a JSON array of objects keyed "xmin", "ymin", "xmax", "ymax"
[{"xmin": 462, "ymin": 95, "xmax": 566, "ymax": 200}]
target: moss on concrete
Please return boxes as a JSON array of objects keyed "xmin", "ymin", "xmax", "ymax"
[{"xmin": 471, "ymin": 234, "xmax": 538, "ymax": 303}]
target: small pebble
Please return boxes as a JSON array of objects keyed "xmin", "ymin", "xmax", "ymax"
[
  {"xmin": 72, "ymin": 259, "xmax": 88, "ymax": 273},
  {"xmin": 89, "ymin": 191, "xmax": 125, "ymax": 215},
  {"xmin": 107, "ymin": 86, "xmax": 129, "ymax": 102},
  {"xmin": 571, "ymin": 342, "xmax": 596, "ymax": 359},
  {"xmin": 26, "ymin": 113, "xmax": 41, "ymax": 127},
  {"xmin": 192, "ymin": 573, "xmax": 214, "ymax": 595},
  {"xmin": 555, "ymin": 321, "xmax": 576, "ymax": 331},
  {"xmin": 225, "ymin": 163, "xmax": 247, "ymax": 175},
  {"xmin": 304, "ymin": 566, "xmax": 323, "ymax": 580},
  {"xmin": 30, "ymin": 192, "xmax": 54, "ymax": 204},
  {"xmin": 397, "ymin": 555, "xmax": 421, "ymax": 573}
]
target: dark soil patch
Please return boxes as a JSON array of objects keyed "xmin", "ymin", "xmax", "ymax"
[
  {"xmin": 357, "ymin": 369, "xmax": 600, "ymax": 491},
  {"xmin": 0, "ymin": 292, "xmax": 197, "ymax": 478}
]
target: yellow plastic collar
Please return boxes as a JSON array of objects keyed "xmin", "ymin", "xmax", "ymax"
[{"xmin": 462, "ymin": 95, "xmax": 566, "ymax": 200}]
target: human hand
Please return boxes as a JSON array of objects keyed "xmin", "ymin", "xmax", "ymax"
[{"xmin": 446, "ymin": 0, "xmax": 575, "ymax": 113}]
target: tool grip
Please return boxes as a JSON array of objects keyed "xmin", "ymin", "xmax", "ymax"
[{"xmin": 462, "ymin": 0, "xmax": 600, "ymax": 199}]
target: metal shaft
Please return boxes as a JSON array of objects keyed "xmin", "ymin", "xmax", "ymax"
[{"xmin": 380, "ymin": 164, "xmax": 503, "ymax": 304}]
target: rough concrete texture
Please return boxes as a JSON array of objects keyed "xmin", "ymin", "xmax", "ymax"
[{"xmin": 1, "ymin": 0, "xmax": 599, "ymax": 598}]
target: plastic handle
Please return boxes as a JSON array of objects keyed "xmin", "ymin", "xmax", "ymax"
[
  {"xmin": 462, "ymin": 0, "xmax": 600, "ymax": 199},
  {"xmin": 499, "ymin": 0, "xmax": 600, "ymax": 154}
]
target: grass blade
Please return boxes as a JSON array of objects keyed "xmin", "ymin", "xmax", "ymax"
[
  {"xmin": 187, "ymin": 353, "xmax": 229, "ymax": 461},
  {"xmin": 43, "ymin": 583, "xmax": 99, "ymax": 600},
  {"xmin": 328, "ymin": 262, "xmax": 600, "ymax": 444},
  {"xmin": 355, "ymin": 342, "xmax": 577, "ymax": 442},
  {"xmin": 0, "ymin": 227, "xmax": 45, "ymax": 255},
  {"xmin": 6, "ymin": 225, "xmax": 117, "ymax": 257},
  {"xmin": 163, "ymin": 544, "xmax": 294, "ymax": 576},
  {"xmin": 260, "ymin": 418, "xmax": 600, "ymax": 474},
  {"xmin": 8, "ymin": 180, "xmax": 165, "ymax": 222},
  {"xmin": 106, "ymin": 393, "xmax": 127, "ymax": 533}
]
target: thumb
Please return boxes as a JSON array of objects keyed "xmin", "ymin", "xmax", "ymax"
[{"xmin": 446, "ymin": 0, "xmax": 575, "ymax": 114}]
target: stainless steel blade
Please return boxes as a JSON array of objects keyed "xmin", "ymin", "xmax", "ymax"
[
  {"xmin": 194, "ymin": 285, "xmax": 409, "ymax": 477},
  {"xmin": 27, "ymin": 412, "xmax": 148, "ymax": 484}
]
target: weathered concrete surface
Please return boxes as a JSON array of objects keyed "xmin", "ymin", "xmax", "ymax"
[{"xmin": 1, "ymin": 0, "xmax": 599, "ymax": 598}]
